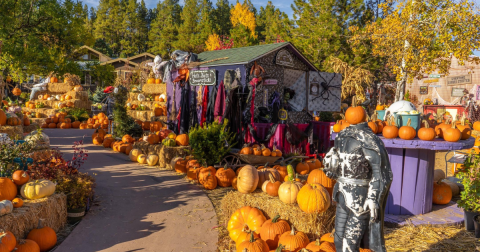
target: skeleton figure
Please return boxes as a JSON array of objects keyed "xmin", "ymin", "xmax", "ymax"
[{"xmin": 324, "ymin": 122, "xmax": 392, "ymax": 252}]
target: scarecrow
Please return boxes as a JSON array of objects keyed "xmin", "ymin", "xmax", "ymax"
[{"xmin": 324, "ymin": 122, "xmax": 393, "ymax": 252}]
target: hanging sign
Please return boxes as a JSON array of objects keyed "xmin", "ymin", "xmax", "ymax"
[
  {"xmin": 275, "ymin": 49, "xmax": 295, "ymax": 68},
  {"xmin": 419, "ymin": 86, "xmax": 428, "ymax": 94},
  {"xmin": 447, "ymin": 74, "xmax": 471, "ymax": 86},
  {"xmin": 189, "ymin": 70, "xmax": 216, "ymax": 86},
  {"xmin": 423, "ymin": 79, "xmax": 439, "ymax": 83},
  {"xmin": 451, "ymin": 88, "xmax": 465, "ymax": 97},
  {"xmin": 264, "ymin": 79, "xmax": 278, "ymax": 85},
  {"xmin": 429, "ymin": 74, "xmax": 441, "ymax": 78}
]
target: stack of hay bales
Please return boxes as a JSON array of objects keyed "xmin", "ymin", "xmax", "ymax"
[
  {"xmin": 127, "ymin": 84, "xmax": 167, "ymax": 122},
  {"xmin": 0, "ymin": 124, "xmax": 24, "ymax": 139},
  {"xmin": 133, "ymin": 141, "xmax": 190, "ymax": 168}
]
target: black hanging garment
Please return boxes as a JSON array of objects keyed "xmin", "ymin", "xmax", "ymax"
[
  {"xmin": 285, "ymin": 122, "xmax": 314, "ymax": 146},
  {"xmin": 206, "ymin": 84, "xmax": 217, "ymax": 124},
  {"xmin": 179, "ymin": 82, "xmax": 190, "ymax": 134},
  {"xmin": 247, "ymin": 124, "xmax": 279, "ymax": 144},
  {"xmin": 268, "ymin": 91, "xmax": 282, "ymax": 123},
  {"xmin": 224, "ymin": 88, "xmax": 244, "ymax": 147},
  {"xmin": 189, "ymin": 86, "xmax": 199, "ymax": 130}
]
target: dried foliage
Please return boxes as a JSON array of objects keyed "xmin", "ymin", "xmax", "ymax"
[
  {"xmin": 62, "ymin": 73, "xmax": 81, "ymax": 86},
  {"xmin": 324, "ymin": 56, "xmax": 375, "ymax": 102}
]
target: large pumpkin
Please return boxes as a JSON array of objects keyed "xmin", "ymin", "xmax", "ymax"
[
  {"xmin": 12, "ymin": 170, "xmax": 30, "ymax": 186},
  {"xmin": 174, "ymin": 158, "xmax": 188, "ymax": 174},
  {"xmin": 0, "ymin": 230, "xmax": 16, "ymax": 251},
  {"xmin": 433, "ymin": 180, "xmax": 452, "ymax": 205},
  {"xmin": 27, "ymin": 219, "xmax": 57, "ymax": 252},
  {"xmin": 198, "ymin": 169, "xmax": 217, "ymax": 190},
  {"xmin": 297, "ymin": 183, "xmax": 331, "ymax": 213},
  {"xmin": 0, "ymin": 178, "xmax": 17, "ymax": 201},
  {"xmin": 227, "ymin": 206, "xmax": 267, "ymax": 242},
  {"xmin": 215, "ymin": 166, "xmax": 236, "ymax": 187},
  {"xmin": 259, "ymin": 215, "xmax": 291, "ymax": 250},
  {"xmin": 237, "ymin": 165, "xmax": 259, "ymax": 194},
  {"xmin": 345, "ymin": 96, "xmax": 366, "ymax": 125},
  {"xmin": 21, "ymin": 180, "xmax": 55, "ymax": 200},
  {"xmin": 307, "ymin": 169, "xmax": 335, "ymax": 198},
  {"xmin": 14, "ymin": 239, "xmax": 40, "ymax": 252},
  {"xmin": 278, "ymin": 226, "xmax": 309, "ymax": 252},
  {"xmin": 278, "ymin": 181, "xmax": 303, "ymax": 204}
]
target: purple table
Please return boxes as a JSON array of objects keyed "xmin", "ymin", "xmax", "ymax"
[{"xmin": 331, "ymin": 133, "xmax": 474, "ymax": 215}]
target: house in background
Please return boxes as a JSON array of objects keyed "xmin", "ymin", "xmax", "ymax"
[{"xmin": 70, "ymin": 45, "xmax": 155, "ymax": 85}]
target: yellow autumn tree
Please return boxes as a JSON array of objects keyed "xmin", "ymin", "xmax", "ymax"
[
  {"xmin": 350, "ymin": 0, "xmax": 480, "ymax": 101},
  {"xmin": 230, "ymin": 2, "xmax": 257, "ymax": 38},
  {"xmin": 205, "ymin": 34, "xmax": 221, "ymax": 51}
]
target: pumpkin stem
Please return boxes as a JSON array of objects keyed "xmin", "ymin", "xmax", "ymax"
[
  {"xmin": 315, "ymin": 238, "xmax": 321, "ymax": 246},
  {"xmin": 407, "ymin": 118, "xmax": 411, "ymax": 127},
  {"xmin": 422, "ymin": 120, "xmax": 429, "ymax": 129},
  {"xmin": 275, "ymin": 244, "xmax": 285, "ymax": 252},
  {"xmin": 249, "ymin": 231, "xmax": 255, "ymax": 243},
  {"xmin": 269, "ymin": 173, "xmax": 276, "ymax": 183},
  {"xmin": 352, "ymin": 96, "xmax": 357, "ymax": 108},
  {"xmin": 272, "ymin": 214, "xmax": 281, "ymax": 223},
  {"xmin": 452, "ymin": 120, "xmax": 457, "ymax": 129},
  {"xmin": 291, "ymin": 225, "xmax": 296, "ymax": 235}
]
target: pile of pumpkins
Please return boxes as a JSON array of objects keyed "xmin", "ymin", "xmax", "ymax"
[
  {"xmin": 239, "ymin": 144, "xmax": 282, "ymax": 157},
  {"xmin": 227, "ymin": 206, "xmax": 372, "ymax": 252},
  {"xmin": 333, "ymin": 98, "xmax": 471, "ymax": 143},
  {"xmin": 91, "ymin": 129, "xmax": 134, "ymax": 155},
  {"xmin": 79, "ymin": 113, "xmax": 109, "ymax": 130},
  {"xmin": 432, "ymin": 169, "xmax": 460, "ymax": 205},
  {"xmin": 0, "ymin": 172, "xmax": 57, "ymax": 252},
  {"xmin": 40, "ymin": 112, "xmax": 83, "ymax": 129}
]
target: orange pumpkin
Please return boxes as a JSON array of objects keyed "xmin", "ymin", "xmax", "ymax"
[
  {"xmin": 12, "ymin": 198, "xmax": 24, "ymax": 208},
  {"xmin": 333, "ymin": 121, "xmax": 342, "ymax": 132},
  {"xmin": 14, "ymin": 239, "xmax": 40, "ymax": 252},
  {"xmin": 457, "ymin": 116, "xmax": 471, "ymax": 140},
  {"xmin": 236, "ymin": 232, "xmax": 269, "ymax": 252},
  {"xmin": 295, "ymin": 162, "xmax": 309, "ymax": 175},
  {"xmin": 259, "ymin": 215, "xmax": 290, "ymax": 250},
  {"xmin": 278, "ymin": 226, "xmax": 309, "ymax": 252},
  {"xmin": 0, "ymin": 177, "xmax": 17, "ymax": 201},
  {"xmin": 296, "ymin": 183, "xmax": 331, "ymax": 213},
  {"xmin": 443, "ymin": 120, "xmax": 461, "ymax": 142},
  {"xmin": 382, "ymin": 116, "xmax": 398, "ymax": 139},
  {"xmin": 307, "ymin": 169, "xmax": 335, "ymax": 199},
  {"xmin": 215, "ymin": 166, "xmax": 236, "ymax": 187},
  {"xmin": 433, "ymin": 180, "xmax": 452, "ymax": 205},
  {"xmin": 418, "ymin": 120, "xmax": 435, "ymax": 141},
  {"xmin": 398, "ymin": 118, "xmax": 416, "ymax": 140},
  {"xmin": 0, "ymin": 230, "xmax": 16, "ymax": 251},
  {"xmin": 239, "ymin": 145, "xmax": 253, "ymax": 155},
  {"xmin": 345, "ymin": 96, "xmax": 366, "ymax": 125},
  {"xmin": 26, "ymin": 219, "xmax": 57, "ymax": 252}
]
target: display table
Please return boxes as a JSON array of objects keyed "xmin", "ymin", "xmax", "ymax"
[{"xmin": 331, "ymin": 133, "xmax": 474, "ymax": 215}]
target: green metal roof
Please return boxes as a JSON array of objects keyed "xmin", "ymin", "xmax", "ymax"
[{"xmin": 196, "ymin": 42, "xmax": 317, "ymax": 70}]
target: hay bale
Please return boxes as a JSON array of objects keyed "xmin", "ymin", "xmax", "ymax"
[
  {"xmin": 127, "ymin": 110, "xmax": 155, "ymax": 121},
  {"xmin": 23, "ymin": 123, "xmax": 39, "ymax": 133},
  {"xmin": 0, "ymin": 193, "xmax": 67, "ymax": 240},
  {"xmin": 129, "ymin": 101, "xmax": 167, "ymax": 111},
  {"xmin": 0, "ymin": 125, "xmax": 24, "ymax": 140},
  {"xmin": 159, "ymin": 145, "xmax": 190, "ymax": 168},
  {"xmin": 30, "ymin": 118, "xmax": 47, "ymax": 125},
  {"xmin": 47, "ymin": 83, "xmax": 72, "ymax": 93},
  {"xmin": 142, "ymin": 84, "xmax": 166, "ymax": 95},
  {"xmin": 73, "ymin": 99, "xmax": 91, "ymax": 109},
  {"xmin": 150, "ymin": 116, "xmax": 167, "ymax": 122},
  {"xmin": 65, "ymin": 90, "xmax": 88, "ymax": 101},
  {"xmin": 220, "ymin": 191, "xmax": 336, "ymax": 239}
]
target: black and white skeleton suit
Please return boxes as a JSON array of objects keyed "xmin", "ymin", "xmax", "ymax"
[{"xmin": 324, "ymin": 122, "xmax": 393, "ymax": 252}]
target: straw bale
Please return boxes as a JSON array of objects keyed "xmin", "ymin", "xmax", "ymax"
[
  {"xmin": 22, "ymin": 108, "xmax": 57, "ymax": 118},
  {"xmin": 65, "ymin": 90, "xmax": 88, "ymax": 101},
  {"xmin": 73, "ymin": 99, "xmax": 91, "ymax": 109},
  {"xmin": 129, "ymin": 101, "xmax": 167, "ymax": 111},
  {"xmin": 30, "ymin": 90, "xmax": 48, "ymax": 101},
  {"xmin": 0, "ymin": 193, "xmax": 67, "ymax": 240},
  {"xmin": 47, "ymin": 83, "xmax": 72, "ymax": 93},
  {"xmin": 127, "ymin": 110, "xmax": 155, "ymax": 121},
  {"xmin": 220, "ymin": 190, "xmax": 336, "ymax": 239},
  {"xmin": 142, "ymin": 84, "xmax": 166, "ymax": 95},
  {"xmin": 0, "ymin": 125, "xmax": 24, "ymax": 140},
  {"xmin": 23, "ymin": 123, "xmax": 39, "ymax": 133},
  {"xmin": 31, "ymin": 118, "xmax": 47, "ymax": 125},
  {"xmin": 132, "ymin": 142, "xmax": 190, "ymax": 168},
  {"xmin": 150, "ymin": 116, "xmax": 168, "ymax": 122}
]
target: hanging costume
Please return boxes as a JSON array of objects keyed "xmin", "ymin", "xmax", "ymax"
[
  {"xmin": 206, "ymin": 84, "xmax": 217, "ymax": 124},
  {"xmin": 324, "ymin": 122, "xmax": 392, "ymax": 252},
  {"xmin": 214, "ymin": 81, "xmax": 226, "ymax": 122}
]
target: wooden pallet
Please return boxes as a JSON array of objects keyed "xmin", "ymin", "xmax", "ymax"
[{"xmin": 384, "ymin": 201, "xmax": 464, "ymax": 227}]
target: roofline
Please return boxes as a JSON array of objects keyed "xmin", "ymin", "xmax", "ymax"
[
  {"xmin": 274, "ymin": 43, "xmax": 318, "ymax": 71},
  {"xmin": 100, "ymin": 58, "xmax": 139, "ymax": 66},
  {"xmin": 128, "ymin": 52, "xmax": 156, "ymax": 60},
  {"xmin": 72, "ymin": 45, "xmax": 112, "ymax": 61},
  {"xmin": 197, "ymin": 62, "xmax": 248, "ymax": 67}
]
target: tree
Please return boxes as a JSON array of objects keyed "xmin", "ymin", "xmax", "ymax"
[
  {"xmin": 0, "ymin": 0, "xmax": 89, "ymax": 81},
  {"xmin": 175, "ymin": 0, "xmax": 213, "ymax": 53},
  {"xmin": 148, "ymin": 0, "xmax": 182, "ymax": 59},
  {"xmin": 212, "ymin": 0, "xmax": 232, "ymax": 36},
  {"xmin": 257, "ymin": 1, "xmax": 292, "ymax": 44},
  {"xmin": 94, "ymin": 0, "xmax": 126, "ymax": 57},
  {"xmin": 230, "ymin": 1, "xmax": 258, "ymax": 47},
  {"xmin": 350, "ymin": 0, "xmax": 480, "ymax": 101}
]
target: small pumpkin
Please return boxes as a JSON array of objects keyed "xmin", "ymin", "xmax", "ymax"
[
  {"xmin": 175, "ymin": 134, "xmax": 189, "ymax": 146},
  {"xmin": 236, "ymin": 232, "xmax": 269, "ymax": 252},
  {"xmin": 418, "ymin": 120, "xmax": 435, "ymax": 141},
  {"xmin": 27, "ymin": 219, "xmax": 57, "ymax": 252},
  {"xmin": 0, "ymin": 178, "xmax": 17, "ymax": 201},
  {"xmin": 278, "ymin": 181, "xmax": 303, "ymax": 204},
  {"xmin": 137, "ymin": 154, "xmax": 147, "ymax": 164},
  {"xmin": 261, "ymin": 145, "xmax": 271, "ymax": 156},
  {"xmin": 146, "ymin": 154, "xmax": 159, "ymax": 166},
  {"xmin": 14, "ymin": 239, "xmax": 40, "ymax": 252},
  {"xmin": 295, "ymin": 162, "xmax": 309, "ymax": 175},
  {"xmin": 456, "ymin": 115, "xmax": 471, "ymax": 140},
  {"xmin": 367, "ymin": 115, "xmax": 378, "ymax": 133},
  {"xmin": 0, "ymin": 200, "xmax": 13, "ymax": 217},
  {"xmin": 382, "ymin": 116, "xmax": 398, "ymax": 139},
  {"xmin": 259, "ymin": 215, "xmax": 291, "ymax": 250},
  {"xmin": 305, "ymin": 239, "xmax": 322, "ymax": 252},
  {"xmin": 345, "ymin": 96, "xmax": 366, "ymax": 125},
  {"xmin": 443, "ymin": 120, "xmax": 461, "ymax": 142},
  {"xmin": 278, "ymin": 226, "xmax": 309, "ymax": 252},
  {"xmin": 174, "ymin": 158, "xmax": 188, "ymax": 174},
  {"xmin": 12, "ymin": 198, "xmax": 23, "ymax": 208},
  {"xmin": 398, "ymin": 118, "xmax": 416, "ymax": 140},
  {"xmin": 333, "ymin": 120, "xmax": 342, "ymax": 133},
  {"xmin": 12, "ymin": 170, "xmax": 30, "ymax": 186},
  {"xmin": 240, "ymin": 145, "xmax": 254, "ymax": 155},
  {"xmin": 198, "ymin": 170, "xmax": 217, "ymax": 190},
  {"xmin": 215, "ymin": 166, "xmax": 236, "ymax": 187},
  {"xmin": 0, "ymin": 230, "xmax": 16, "ymax": 251},
  {"xmin": 433, "ymin": 180, "xmax": 452, "ymax": 205},
  {"xmin": 265, "ymin": 174, "xmax": 282, "ymax": 197}
]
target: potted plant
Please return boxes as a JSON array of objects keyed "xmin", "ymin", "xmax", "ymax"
[
  {"xmin": 55, "ymin": 172, "xmax": 95, "ymax": 223},
  {"xmin": 456, "ymin": 153, "xmax": 480, "ymax": 231}
]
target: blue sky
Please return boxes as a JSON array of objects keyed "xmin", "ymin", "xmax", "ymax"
[{"xmin": 83, "ymin": 0, "xmax": 480, "ymax": 56}]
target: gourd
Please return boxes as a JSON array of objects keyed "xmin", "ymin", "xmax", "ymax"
[
  {"xmin": 27, "ymin": 219, "xmax": 57, "ymax": 252},
  {"xmin": 15, "ymin": 239, "xmax": 40, "ymax": 252},
  {"xmin": 175, "ymin": 134, "xmax": 189, "ymax": 146},
  {"xmin": 147, "ymin": 154, "xmax": 159, "ymax": 166},
  {"xmin": 297, "ymin": 183, "xmax": 331, "ymax": 213},
  {"xmin": 227, "ymin": 206, "xmax": 266, "ymax": 242},
  {"xmin": 398, "ymin": 118, "xmax": 416, "ymax": 140},
  {"xmin": 0, "ymin": 230, "xmax": 16, "ymax": 251},
  {"xmin": 265, "ymin": 174, "xmax": 282, "ymax": 197},
  {"xmin": 443, "ymin": 120, "xmax": 461, "ymax": 142},
  {"xmin": 0, "ymin": 178, "xmax": 17, "ymax": 201},
  {"xmin": 236, "ymin": 165, "xmax": 259, "ymax": 194},
  {"xmin": 236, "ymin": 232, "xmax": 269, "ymax": 252},
  {"xmin": 382, "ymin": 116, "xmax": 398, "ymax": 139},
  {"xmin": 345, "ymin": 96, "xmax": 366, "ymax": 125},
  {"xmin": 12, "ymin": 198, "xmax": 23, "ymax": 208},
  {"xmin": 259, "ymin": 215, "xmax": 291, "ymax": 250},
  {"xmin": 278, "ymin": 181, "xmax": 303, "ymax": 204},
  {"xmin": 12, "ymin": 170, "xmax": 30, "ymax": 186},
  {"xmin": 215, "ymin": 166, "xmax": 236, "ymax": 187},
  {"xmin": 433, "ymin": 180, "xmax": 453, "ymax": 205},
  {"xmin": 278, "ymin": 226, "xmax": 309, "ymax": 252},
  {"xmin": 0, "ymin": 200, "xmax": 13, "ymax": 216},
  {"xmin": 21, "ymin": 180, "xmax": 56, "ymax": 200},
  {"xmin": 418, "ymin": 120, "xmax": 435, "ymax": 141}
]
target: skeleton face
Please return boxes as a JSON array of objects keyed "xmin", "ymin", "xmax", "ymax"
[{"xmin": 324, "ymin": 147, "xmax": 340, "ymax": 171}]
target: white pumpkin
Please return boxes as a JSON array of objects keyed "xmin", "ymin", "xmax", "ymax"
[
  {"xmin": 143, "ymin": 135, "xmax": 149, "ymax": 141},
  {"xmin": 56, "ymin": 95, "xmax": 61, "ymax": 100},
  {"xmin": 147, "ymin": 154, "xmax": 159, "ymax": 166},
  {"xmin": 278, "ymin": 181, "xmax": 303, "ymax": 204},
  {"xmin": 383, "ymin": 100, "xmax": 417, "ymax": 120},
  {"xmin": 38, "ymin": 95, "xmax": 43, "ymax": 100},
  {"xmin": 0, "ymin": 200, "xmax": 13, "ymax": 216},
  {"xmin": 0, "ymin": 133, "xmax": 12, "ymax": 145},
  {"xmin": 138, "ymin": 94, "xmax": 145, "ymax": 101},
  {"xmin": 126, "ymin": 103, "xmax": 132, "ymax": 108},
  {"xmin": 21, "ymin": 179, "xmax": 56, "ymax": 200}
]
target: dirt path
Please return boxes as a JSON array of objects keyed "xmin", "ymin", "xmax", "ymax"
[{"xmin": 46, "ymin": 129, "xmax": 218, "ymax": 252}]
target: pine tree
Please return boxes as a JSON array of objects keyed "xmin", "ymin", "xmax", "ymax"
[
  {"xmin": 92, "ymin": 86, "xmax": 108, "ymax": 103},
  {"xmin": 113, "ymin": 78, "xmax": 143, "ymax": 137},
  {"xmin": 212, "ymin": 0, "xmax": 231, "ymax": 36},
  {"xmin": 94, "ymin": 0, "xmax": 125, "ymax": 57},
  {"xmin": 174, "ymin": 0, "xmax": 201, "ymax": 52},
  {"xmin": 121, "ymin": 0, "xmax": 139, "ymax": 56},
  {"xmin": 148, "ymin": 0, "xmax": 182, "ymax": 59},
  {"xmin": 257, "ymin": 1, "xmax": 292, "ymax": 44},
  {"xmin": 137, "ymin": 0, "xmax": 149, "ymax": 53}
]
